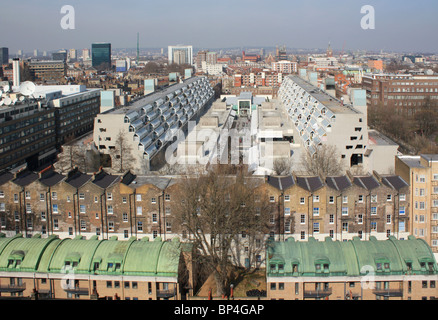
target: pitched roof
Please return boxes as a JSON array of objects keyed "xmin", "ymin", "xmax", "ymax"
[
  {"xmin": 353, "ymin": 175, "xmax": 380, "ymax": 191},
  {"xmin": 92, "ymin": 171, "xmax": 120, "ymax": 189},
  {"xmin": 65, "ymin": 170, "xmax": 92, "ymax": 189},
  {"xmin": 0, "ymin": 172, "xmax": 14, "ymax": 185},
  {"xmin": 325, "ymin": 176, "xmax": 352, "ymax": 191},
  {"xmin": 295, "ymin": 176, "xmax": 324, "ymax": 192},
  {"xmin": 39, "ymin": 170, "xmax": 65, "ymax": 187},
  {"xmin": 381, "ymin": 175, "xmax": 409, "ymax": 191},
  {"xmin": 13, "ymin": 171, "xmax": 39, "ymax": 187}
]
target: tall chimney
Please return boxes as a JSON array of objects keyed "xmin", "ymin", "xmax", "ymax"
[{"xmin": 13, "ymin": 58, "xmax": 20, "ymax": 87}]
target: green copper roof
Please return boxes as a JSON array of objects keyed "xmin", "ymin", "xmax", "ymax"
[
  {"xmin": 267, "ymin": 236, "xmax": 438, "ymax": 278},
  {"xmin": 0, "ymin": 234, "xmax": 183, "ymax": 278}
]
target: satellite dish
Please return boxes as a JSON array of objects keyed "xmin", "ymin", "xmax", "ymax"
[
  {"xmin": 12, "ymin": 98, "xmax": 18, "ymax": 105},
  {"xmin": 4, "ymin": 97, "xmax": 12, "ymax": 105},
  {"xmin": 3, "ymin": 85, "xmax": 10, "ymax": 93},
  {"xmin": 0, "ymin": 100, "xmax": 4, "ymax": 106},
  {"xmin": 19, "ymin": 96, "xmax": 25, "ymax": 101},
  {"xmin": 19, "ymin": 81, "xmax": 36, "ymax": 96}
]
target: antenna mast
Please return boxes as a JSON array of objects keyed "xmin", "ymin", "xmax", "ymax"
[{"xmin": 137, "ymin": 32, "xmax": 139, "ymax": 66}]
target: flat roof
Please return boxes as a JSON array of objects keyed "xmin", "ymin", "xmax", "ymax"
[{"xmin": 368, "ymin": 130, "xmax": 398, "ymax": 146}]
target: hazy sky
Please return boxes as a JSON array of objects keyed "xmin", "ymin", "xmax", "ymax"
[{"xmin": 1, "ymin": 0, "xmax": 437, "ymax": 53}]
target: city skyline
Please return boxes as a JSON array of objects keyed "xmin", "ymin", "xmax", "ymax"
[{"xmin": 1, "ymin": 0, "xmax": 438, "ymax": 54}]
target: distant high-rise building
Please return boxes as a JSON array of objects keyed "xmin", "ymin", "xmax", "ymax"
[
  {"xmin": 196, "ymin": 50, "xmax": 208, "ymax": 70},
  {"xmin": 327, "ymin": 42, "xmax": 333, "ymax": 57},
  {"xmin": 0, "ymin": 47, "xmax": 8, "ymax": 65},
  {"xmin": 33, "ymin": 49, "xmax": 39, "ymax": 57},
  {"xmin": 69, "ymin": 49, "xmax": 77, "ymax": 60},
  {"xmin": 92, "ymin": 43, "xmax": 112, "ymax": 68},
  {"xmin": 206, "ymin": 52, "xmax": 218, "ymax": 65},
  {"xmin": 276, "ymin": 46, "xmax": 287, "ymax": 61},
  {"xmin": 82, "ymin": 48, "xmax": 90, "ymax": 60},
  {"xmin": 168, "ymin": 45, "xmax": 193, "ymax": 65}
]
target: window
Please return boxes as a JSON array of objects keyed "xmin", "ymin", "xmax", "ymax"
[
  {"xmin": 300, "ymin": 231, "xmax": 305, "ymax": 240},
  {"xmin": 313, "ymin": 222, "xmax": 320, "ymax": 233},
  {"xmin": 387, "ymin": 195, "xmax": 392, "ymax": 201},
  {"xmin": 79, "ymin": 193, "xmax": 85, "ymax": 200},
  {"xmin": 371, "ymin": 221, "xmax": 377, "ymax": 231},
  {"xmin": 151, "ymin": 197, "xmax": 156, "ymax": 204},
  {"xmin": 107, "ymin": 205, "xmax": 113, "ymax": 214},
  {"xmin": 52, "ymin": 192, "xmax": 57, "ymax": 200},
  {"xmin": 285, "ymin": 221, "xmax": 291, "ymax": 233},
  {"xmin": 40, "ymin": 193, "xmax": 45, "ymax": 201},
  {"xmin": 342, "ymin": 207, "xmax": 348, "ymax": 216},
  {"xmin": 386, "ymin": 215, "xmax": 391, "ymax": 224},
  {"xmin": 52, "ymin": 204, "xmax": 58, "ymax": 214},
  {"xmin": 313, "ymin": 207, "xmax": 319, "ymax": 216},
  {"xmin": 371, "ymin": 207, "xmax": 377, "ymax": 215},
  {"xmin": 371, "ymin": 195, "xmax": 377, "ymax": 202},
  {"xmin": 137, "ymin": 221, "xmax": 143, "ymax": 232},
  {"xmin": 14, "ymin": 194, "xmax": 18, "ymax": 202},
  {"xmin": 107, "ymin": 193, "xmax": 112, "ymax": 201},
  {"xmin": 122, "ymin": 197, "xmax": 127, "ymax": 203},
  {"xmin": 342, "ymin": 222, "xmax": 348, "ymax": 232},
  {"xmin": 358, "ymin": 214, "xmax": 363, "ymax": 224},
  {"xmin": 419, "ymin": 175, "xmax": 426, "ymax": 183},
  {"xmin": 329, "ymin": 214, "xmax": 334, "ymax": 224},
  {"xmin": 136, "ymin": 207, "xmax": 142, "ymax": 215},
  {"xmin": 399, "ymin": 221, "xmax": 406, "ymax": 232},
  {"xmin": 41, "ymin": 212, "xmax": 46, "ymax": 221},
  {"xmin": 342, "ymin": 196, "xmax": 348, "ymax": 203},
  {"xmin": 136, "ymin": 194, "xmax": 142, "ymax": 201},
  {"xmin": 433, "ymin": 200, "xmax": 438, "ymax": 208},
  {"xmin": 0, "ymin": 191, "xmax": 3, "ymax": 198},
  {"xmin": 94, "ymin": 196, "xmax": 98, "ymax": 203},
  {"xmin": 300, "ymin": 215, "xmax": 306, "ymax": 224},
  {"xmin": 81, "ymin": 220, "xmax": 86, "ymax": 231},
  {"xmin": 80, "ymin": 205, "xmax": 86, "ymax": 214},
  {"xmin": 165, "ymin": 194, "xmax": 171, "ymax": 201},
  {"xmin": 54, "ymin": 219, "xmax": 59, "ymax": 230},
  {"xmin": 399, "ymin": 206, "xmax": 406, "ymax": 215},
  {"xmin": 108, "ymin": 221, "xmax": 114, "ymax": 232},
  {"xmin": 284, "ymin": 195, "xmax": 290, "ymax": 202},
  {"xmin": 166, "ymin": 222, "xmax": 172, "ymax": 233},
  {"xmin": 419, "ymin": 202, "xmax": 426, "ymax": 210},
  {"xmin": 433, "ymin": 174, "xmax": 438, "ymax": 181},
  {"xmin": 152, "ymin": 214, "xmax": 157, "ymax": 223},
  {"xmin": 399, "ymin": 194, "xmax": 406, "ymax": 201},
  {"xmin": 123, "ymin": 213, "xmax": 128, "ymax": 222},
  {"xmin": 300, "ymin": 197, "xmax": 305, "ymax": 205},
  {"xmin": 25, "ymin": 191, "xmax": 31, "ymax": 199},
  {"xmin": 329, "ymin": 196, "xmax": 334, "ymax": 204},
  {"xmin": 284, "ymin": 207, "xmax": 290, "ymax": 215},
  {"xmin": 313, "ymin": 195, "xmax": 319, "ymax": 202},
  {"xmin": 269, "ymin": 196, "xmax": 275, "ymax": 202}
]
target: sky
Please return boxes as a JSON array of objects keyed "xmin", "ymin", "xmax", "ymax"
[{"xmin": 1, "ymin": 0, "xmax": 437, "ymax": 54}]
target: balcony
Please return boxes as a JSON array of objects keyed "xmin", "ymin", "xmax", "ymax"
[
  {"xmin": 0, "ymin": 284, "xmax": 26, "ymax": 293},
  {"xmin": 373, "ymin": 288, "xmax": 403, "ymax": 297},
  {"xmin": 157, "ymin": 288, "xmax": 177, "ymax": 299},
  {"xmin": 63, "ymin": 286, "xmax": 89, "ymax": 296},
  {"xmin": 303, "ymin": 288, "xmax": 332, "ymax": 299}
]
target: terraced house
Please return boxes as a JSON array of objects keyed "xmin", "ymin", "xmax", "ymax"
[
  {"xmin": 0, "ymin": 233, "xmax": 194, "ymax": 300},
  {"xmin": 266, "ymin": 236, "xmax": 438, "ymax": 300}
]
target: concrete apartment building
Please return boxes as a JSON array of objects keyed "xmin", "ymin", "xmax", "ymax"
[
  {"xmin": 278, "ymin": 73, "xmax": 399, "ymax": 174},
  {"xmin": 267, "ymin": 236, "xmax": 437, "ymax": 300},
  {"xmin": 0, "ymin": 84, "xmax": 101, "ymax": 171},
  {"xmin": 93, "ymin": 76, "xmax": 214, "ymax": 173},
  {"xmin": 395, "ymin": 154, "xmax": 438, "ymax": 252},
  {"xmin": 272, "ymin": 60, "xmax": 297, "ymax": 74},
  {"xmin": 0, "ymin": 233, "xmax": 195, "ymax": 300},
  {"xmin": 168, "ymin": 45, "xmax": 193, "ymax": 66},
  {"xmin": 362, "ymin": 73, "xmax": 438, "ymax": 116}
]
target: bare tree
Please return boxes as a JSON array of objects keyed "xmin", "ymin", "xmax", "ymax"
[
  {"xmin": 172, "ymin": 168, "xmax": 272, "ymax": 297},
  {"xmin": 300, "ymin": 144, "xmax": 343, "ymax": 178},
  {"xmin": 273, "ymin": 157, "xmax": 293, "ymax": 176},
  {"xmin": 110, "ymin": 131, "xmax": 136, "ymax": 173},
  {"xmin": 414, "ymin": 97, "xmax": 438, "ymax": 137}
]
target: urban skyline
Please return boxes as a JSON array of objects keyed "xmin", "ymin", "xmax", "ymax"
[{"xmin": 1, "ymin": 0, "xmax": 438, "ymax": 53}]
